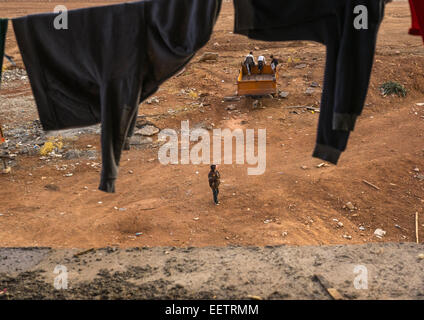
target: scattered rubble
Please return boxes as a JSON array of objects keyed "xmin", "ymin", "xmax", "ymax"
[
  {"xmin": 344, "ymin": 202, "xmax": 356, "ymax": 211},
  {"xmin": 128, "ymin": 136, "xmax": 153, "ymax": 146},
  {"xmin": 135, "ymin": 124, "xmax": 160, "ymax": 137},
  {"xmin": 199, "ymin": 52, "xmax": 219, "ymax": 62},
  {"xmin": 0, "ymin": 68, "xmax": 28, "ymax": 84},
  {"xmin": 145, "ymin": 96, "xmax": 160, "ymax": 104},
  {"xmin": 414, "ymin": 173, "xmax": 424, "ymax": 181},
  {"xmin": 374, "ymin": 229, "xmax": 387, "ymax": 238},
  {"xmin": 223, "ymin": 96, "xmax": 241, "ymax": 102},
  {"xmin": 305, "ymin": 87, "xmax": 315, "ymax": 95},
  {"xmin": 226, "ymin": 105, "xmax": 237, "ymax": 111},
  {"xmin": 252, "ymin": 100, "xmax": 261, "ymax": 109},
  {"xmin": 279, "ymin": 91, "xmax": 289, "ymax": 98}
]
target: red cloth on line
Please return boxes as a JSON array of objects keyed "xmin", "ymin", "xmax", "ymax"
[{"xmin": 409, "ymin": 0, "xmax": 424, "ymax": 43}]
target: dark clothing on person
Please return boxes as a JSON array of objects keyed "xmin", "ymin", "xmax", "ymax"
[
  {"xmin": 233, "ymin": 0, "xmax": 387, "ymax": 165},
  {"xmin": 257, "ymin": 60, "xmax": 264, "ymax": 73},
  {"xmin": 244, "ymin": 55, "xmax": 255, "ymax": 75},
  {"xmin": 271, "ymin": 58, "xmax": 279, "ymax": 72},
  {"xmin": 208, "ymin": 169, "xmax": 220, "ymax": 204},
  {"xmin": 13, "ymin": 0, "xmax": 222, "ymax": 193},
  {"xmin": 0, "ymin": 19, "xmax": 8, "ymax": 87},
  {"xmin": 212, "ymin": 188, "xmax": 219, "ymax": 204}
]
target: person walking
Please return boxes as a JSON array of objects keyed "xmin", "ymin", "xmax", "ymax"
[{"xmin": 208, "ymin": 165, "xmax": 221, "ymax": 205}]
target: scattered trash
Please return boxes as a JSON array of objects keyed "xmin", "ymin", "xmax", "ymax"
[
  {"xmin": 374, "ymin": 228, "xmax": 386, "ymax": 238},
  {"xmin": 343, "ymin": 235, "xmax": 352, "ymax": 240},
  {"xmin": 135, "ymin": 232, "xmax": 143, "ymax": 236},
  {"xmin": 146, "ymin": 96, "xmax": 160, "ymax": 104},
  {"xmin": 39, "ymin": 138, "xmax": 63, "ymax": 156},
  {"xmin": 134, "ymin": 124, "xmax": 160, "ymax": 136},
  {"xmin": 1, "ymin": 166, "xmax": 11, "ymax": 174},
  {"xmin": 414, "ymin": 173, "xmax": 424, "ymax": 181},
  {"xmin": 294, "ymin": 64, "xmax": 307, "ymax": 69},
  {"xmin": 344, "ymin": 202, "xmax": 356, "ymax": 211},
  {"xmin": 279, "ymin": 91, "xmax": 289, "ymax": 98},
  {"xmin": 316, "ymin": 163, "xmax": 329, "ymax": 168},
  {"xmin": 305, "ymin": 87, "xmax": 315, "ymax": 95}
]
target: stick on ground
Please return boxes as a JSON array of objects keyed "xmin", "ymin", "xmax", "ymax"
[
  {"xmin": 313, "ymin": 275, "xmax": 344, "ymax": 300},
  {"xmin": 362, "ymin": 179, "xmax": 381, "ymax": 190}
]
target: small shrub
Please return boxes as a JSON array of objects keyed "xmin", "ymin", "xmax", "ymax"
[{"xmin": 380, "ymin": 81, "xmax": 407, "ymax": 97}]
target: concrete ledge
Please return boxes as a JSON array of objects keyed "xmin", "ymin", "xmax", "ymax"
[{"xmin": 0, "ymin": 243, "xmax": 423, "ymax": 300}]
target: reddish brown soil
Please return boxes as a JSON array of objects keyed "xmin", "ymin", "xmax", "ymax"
[{"xmin": 0, "ymin": 1, "xmax": 423, "ymax": 248}]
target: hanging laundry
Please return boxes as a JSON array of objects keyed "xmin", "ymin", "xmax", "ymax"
[
  {"xmin": 409, "ymin": 0, "xmax": 424, "ymax": 43},
  {"xmin": 13, "ymin": 0, "xmax": 222, "ymax": 193},
  {"xmin": 234, "ymin": 0, "xmax": 387, "ymax": 165},
  {"xmin": 0, "ymin": 18, "xmax": 8, "ymax": 87}
]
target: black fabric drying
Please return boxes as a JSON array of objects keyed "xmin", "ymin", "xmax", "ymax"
[
  {"xmin": 234, "ymin": 0, "xmax": 387, "ymax": 164},
  {"xmin": 0, "ymin": 18, "xmax": 8, "ymax": 87},
  {"xmin": 13, "ymin": 0, "xmax": 222, "ymax": 193}
]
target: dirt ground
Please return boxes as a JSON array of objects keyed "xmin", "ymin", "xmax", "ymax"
[{"xmin": 0, "ymin": 0, "xmax": 424, "ymax": 249}]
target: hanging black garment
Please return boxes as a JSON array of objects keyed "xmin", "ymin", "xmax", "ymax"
[
  {"xmin": 13, "ymin": 0, "xmax": 222, "ymax": 192},
  {"xmin": 234, "ymin": 0, "xmax": 386, "ymax": 164}
]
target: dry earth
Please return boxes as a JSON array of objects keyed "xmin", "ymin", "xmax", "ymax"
[{"xmin": 0, "ymin": 0, "xmax": 423, "ymax": 258}]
